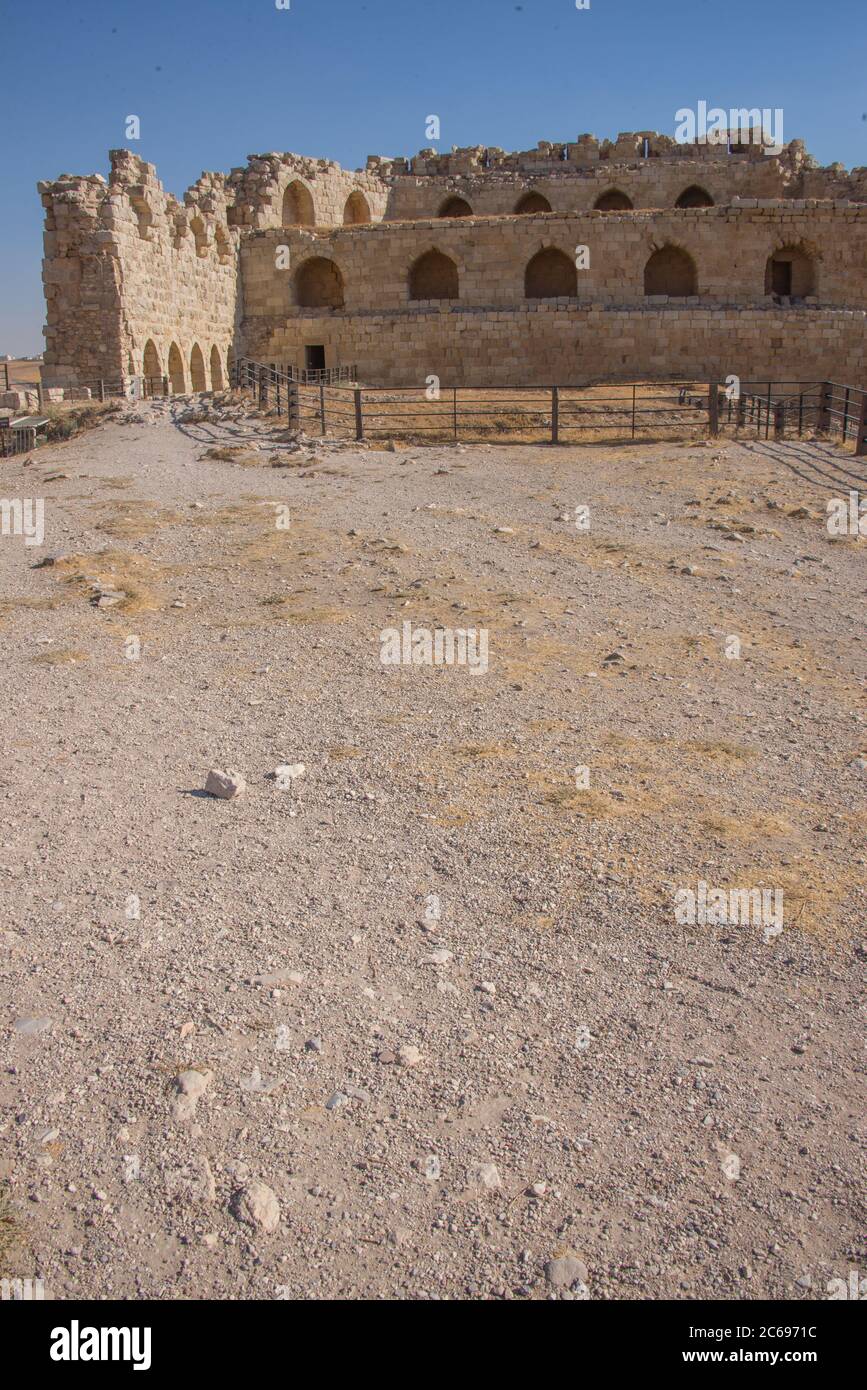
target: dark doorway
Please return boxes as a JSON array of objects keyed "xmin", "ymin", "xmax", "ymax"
[
  {"xmin": 770, "ymin": 259, "xmax": 792, "ymax": 297},
  {"xmin": 305, "ymin": 345, "xmax": 326, "ymax": 371}
]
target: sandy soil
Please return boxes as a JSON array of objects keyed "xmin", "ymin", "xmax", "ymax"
[{"xmin": 0, "ymin": 394, "xmax": 864, "ymax": 1301}]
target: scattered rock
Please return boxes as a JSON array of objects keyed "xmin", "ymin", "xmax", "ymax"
[
  {"xmin": 232, "ymin": 1180, "xmax": 280, "ymax": 1233},
  {"xmin": 545, "ymin": 1252, "xmax": 589, "ymax": 1289},
  {"xmin": 475, "ymin": 1162, "xmax": 502, "ymax": 1191},
  {"xmin": 205, "ymin": 768, "xmax": 246, "ymax": 800},
  {"xmin": 172, "ymin": 1068, "xmax": 213, "ymax": 1122}
]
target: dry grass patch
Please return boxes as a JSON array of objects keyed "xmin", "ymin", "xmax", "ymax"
[
  {"xmin": 0, "ymin": 1187, "xmax": 23, "ymax": 1276},
  {"xmin": 699, "ymin": 811, "xmax": 796, "ymax": 840},
  {"xmin": 31, "ymin": 647, "xmax": 88, "ymax": 666},
  {"xmin": 202, "ymin": 446, "xmax": 262, "ymax": 467},
  {"xmin": 93, "ymin": 500, "xmax": 182, "ymax": 540},
  {"xmin": 683, "ymin": 739, "xmax": 757, "ymax": 765},
  {"xmin": 452, "ymin": 741, "xmax": 518, "ymax": 760},
  {"xmin": 51, "ymin": 550, "xmax": 164, "ymax": 614}
]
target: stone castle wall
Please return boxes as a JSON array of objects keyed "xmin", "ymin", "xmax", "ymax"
[
  {"xmin": 239, "ymin": 204, "xmax": 867, "ymax": 384},
  {"xmin": 38, "ymin": 133, "xmax": 867, "ymax": 391},
  {"xmin": 242, "ymin": 303, "xmax": 866, "ymax": 389}
]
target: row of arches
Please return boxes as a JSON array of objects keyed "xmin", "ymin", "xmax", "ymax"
[
  {"xmin": 438, "ymin": 185, "xmax": 715, "ymax": 217},
  {"xmin": 290, "ymin": 242, "xmax": 817, "ymax": 307},
  {"xmin": 277, "ymin": 180, "xmax": 715, "ymax": 231},
  {"xmin": 141, "ymin": 340, "xmax": 230, "ymax": 393},
  {"xmin": 281, "ymin": 180, "xmax": 373, "ymax": 228}
]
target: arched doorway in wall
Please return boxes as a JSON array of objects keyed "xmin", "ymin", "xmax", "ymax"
[
  {"xmin": 594, "ymin": 189, "xmax": 634, "ymax": 211},
  {"xmin": 343, "ymin": 191, "xmax": 371, "ymax": 225},
  {"xmin": 210, "ymin": 345, "xmax": 224, "ymax": 389},
  {"xmin": 438, "ymin": 196, "xmax": 472, "ymax": 217},
  {"xmin": 143, "ymin": 340, "xmax": 161, "ymax": 387},
  {"xmin": 282, "ymin": 180, "xmax": 315, "ymax": 226},
  {"xmin": 524, "ymin": 247, "xmax": 578, "ymax": 298},
  {"xmin": 644, "ymin": 245, "xmax": 697, "ymax": 296},
  {"xmin": 675, "ymin": 185, "xmax": 715, "ymax": 209},
  {"xmin": 764, "ymin": 244, "xmax": 815, "ymax": 300},
  {"xmin": 294, "ymin": 256, "xmax": 345, "ymax": 308},
  {"xmin": 168, "ymin": 342, "xmax": 186, "ymax": 393},
  {"xmin": 189, "ymin": 343, "xmax": 207, "ymax": 391},
  {"xmin": 408, "ymin": 249, "xmax": 459, "ymax": 301},
  {"xmin": 514, "ymin": 191, "xmax": 552, "ymax": 214}
]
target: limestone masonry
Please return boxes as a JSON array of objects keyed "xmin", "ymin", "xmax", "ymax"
[{"xmin": 39, "ymin": 132, "xmax": 867, "ymax": 391}]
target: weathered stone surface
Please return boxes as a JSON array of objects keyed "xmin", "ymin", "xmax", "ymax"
[
  {"xmin": 204, "ymin": 768, "xmax": 245, "ymax": 800},
  {"xmin": 37, "ymin": 136, "xmax": 867, "ymax": 392},
  {"xmin": 232, "ymin": 1180, "xmax": 280, "ymax": 1233}
]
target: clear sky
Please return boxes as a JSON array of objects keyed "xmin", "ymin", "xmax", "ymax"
[{"xmin": 2, "ymin": 0, "xmax": 865, "ymax": 353}]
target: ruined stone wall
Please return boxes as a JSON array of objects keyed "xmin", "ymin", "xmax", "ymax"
[
  {"xmin": 371, "ymin": 134, "xmax": 867, "ymax": 219},
  {"xmin": 238, "ymin": 204, "xmax": 867, "ymax": 384},
  {"xmin": 39, "ymin": 173, "xmax": 127, "ymax": 386},
  {"xmin": 40, "ymin": 151, "xmax": 240, "ymax": 388},
  {"xmin": 382, "ymin": 159, "xmax": 808, "ymax": 219},
  {"xmin": 241, "ymin": 303, "xmax": 866, "ymax": 389},
  {"xmin": 39, "ymin": 134, "xmax": 867, "ymax": 390},
  {"xmin": 226, "ymin": 153, "xmax": 389, "ymax": 229}
]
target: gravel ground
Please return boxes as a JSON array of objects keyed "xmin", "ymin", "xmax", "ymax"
[{"xmin": 0, "ymin": 394, "xmax": 864, "ymax": 1301}]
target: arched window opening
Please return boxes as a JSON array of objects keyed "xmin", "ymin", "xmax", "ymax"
[
  {"xmin": 438, "ymin": 196, "xmax": 472, "ymax": 218},
  {"xmin": 189, "ymin": 343, "xmax": 207, "ymax": 392},
  {"xmin": 343, "ymin": 191, "xmax": 371, "ymax": 225},
  {"xmin": 210, "ymin": 345, "xmax": 224, "ymax": 390},
  {"xmin": 408, "ymin": 249, "xmax": 459, "ymax": 301},
  {"xmin": 644, "ymin": 245, "xmax": 697, "ymax": 297},
  {"xmin": 295, "ymin": 257, "xmax": 345, "ymax": 308},
  {"xmin": 168, "ymin": 342, "xmax": 186, "ymax": 394},
  {"xmin": 282, "ymin": 180, "xmax": 315, "ymax": 227},
  {"xmin": 514, "ymin": 191, "xmax": 552, "ymax": 215},
  {"xmin": 675, "ymin": 185, "xmax": 714, "ymax": 209},
  {"xmin": 594, "ymin": 189, "xmax": 634, "ymax": 212},
  {"xmin": 524, "ymin": 247, "xmax": 577, "ymax": 298},
  {"xmin": 143, "ymin": 340, "xmax": 161, "ymax": 385}
]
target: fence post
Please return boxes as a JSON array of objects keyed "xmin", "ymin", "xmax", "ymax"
[
  {"xmin": 737, "ymin": 393, "xmax": 746, "ymax": 429},
  {"xmin": 98, "ymin": 379, "xmax": 105, "ymax": 402},
  {"xmin": 708, "ymin": 379, "xmax": 719, "ymax": 436},
  {"xmin": 551, "ymin": 386, "xmax": 559, "ymax": 444},
  {"xmin": 354, "ymin": 388, "xmax": 364, "ymax": 442},
  {"xmin": 36, "ymin": 381, "xmax": 43, "ymax": 411},
  {"xmin": 816, "ymin": 381, "xmax": 832, "ymax": 434},
  {"xmin": 855, "ymin": 392, "xmax": 867, "ymax": 458},
  {"xmin": 320, "ymin": 383, "xmax": 326, "ymax": 436},
  {"xmin": 453, "ymin": 387, "xmax": 458, "ymax": 441}
]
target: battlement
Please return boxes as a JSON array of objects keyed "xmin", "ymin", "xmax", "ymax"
[{"xmin": 367, "ymin": 131, "xmax": 816, "ymax": 178}]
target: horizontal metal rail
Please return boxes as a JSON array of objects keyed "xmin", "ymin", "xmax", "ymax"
[{"xmin": 227, "ymin": 359, "xmax": 867, "ymax": 452}]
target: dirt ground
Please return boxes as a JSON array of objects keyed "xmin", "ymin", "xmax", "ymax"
[{"xmin": 0, "ymin": 394, "xmax": 864, "ymax": 1301}]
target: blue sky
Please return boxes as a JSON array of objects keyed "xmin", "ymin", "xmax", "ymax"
[{"xmin": 3, "ymin": 0, "xmax": 864, "ymax": 352}]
